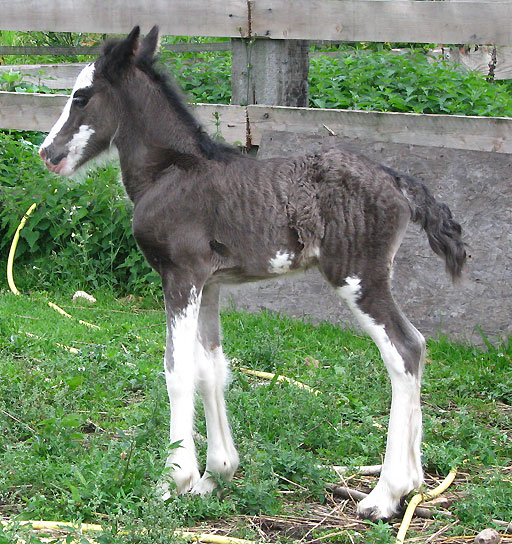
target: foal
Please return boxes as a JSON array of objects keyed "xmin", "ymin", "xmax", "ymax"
[{"xmin": 39, "ymin": 26, "xmax": 466, "ymax": 521}]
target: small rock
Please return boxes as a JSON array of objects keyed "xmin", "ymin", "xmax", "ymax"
[
  {"xmin": 72, "ymin": 290, "xmax": 96, "ymax": 303},
  {"xmin": 475, "ymin": 528, "xmax": 501, "ymax": 544},
  {"xmin": 304, "ymin": 356, "xmax": 320, "ymax": 368}
]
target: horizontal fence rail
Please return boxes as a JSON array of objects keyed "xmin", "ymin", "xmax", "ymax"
[
  {"xmin": 1, "ymin": 0, "xmax": 512, "ymax": 45},
  {"xmin": 0, "ymin": 64, "xmax": 87, "ymax": 90},
  {"xmin": 252, "ymin": 0, "xmax": 512, "ymax": 44},
  {"xmin": 2, "ymin": 91, "xmax": 511, "ymax": 153},
  {"xmin": 0, "ymin": 42, "xmax": 231, "ymax": 56}
]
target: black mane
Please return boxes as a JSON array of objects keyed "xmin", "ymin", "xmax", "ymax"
[
  {"xmin": 99, "ymin": 38, "xmax": 240, "ymax": 162},
  {"xmin": 141, "ymin": 57, "xmax": 240, "ymax": 161}
]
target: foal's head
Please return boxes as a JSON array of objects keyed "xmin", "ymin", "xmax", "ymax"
[{"xmin": 39, "ymin": 26, "xmax": 159, "ymax": 176}]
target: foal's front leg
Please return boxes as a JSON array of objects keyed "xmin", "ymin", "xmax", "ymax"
[
  {"xmin": 162, "ymin": 280, "xmax": 203, "ymax": 495},
  {"xmin": 192, "ymin": 284, "xmax": 239, "ymax": 494}
]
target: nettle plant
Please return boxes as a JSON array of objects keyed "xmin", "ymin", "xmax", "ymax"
[
  {"xmin": 0, "ymin": 131, "xmax": 159, "ymax": 294},
  {"xmin": 308, "ymin": 50, "xmax": 512, "ymax": 116},
  {"xmin": 0, "ymin": 70, "xmax": 52, "ymax": 93}
]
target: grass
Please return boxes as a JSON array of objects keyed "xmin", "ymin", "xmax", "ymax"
[{"xmin": 1, "ymin": 288, "xmax": 511, "ymax": 543}]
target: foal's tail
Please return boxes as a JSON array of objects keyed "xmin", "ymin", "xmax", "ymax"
[{"xmin": 386, "ymin": 168, "xmax": 467, "ymax": 280}]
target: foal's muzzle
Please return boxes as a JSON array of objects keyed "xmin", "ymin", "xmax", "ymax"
[{"xmin": 39, "ymin": 146, "xmax": 69, "ymax": 174}]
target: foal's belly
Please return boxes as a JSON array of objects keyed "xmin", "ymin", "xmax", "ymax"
[{"xmin": 208, "ymin": 244, "xmax": 320, "ymax": 286}]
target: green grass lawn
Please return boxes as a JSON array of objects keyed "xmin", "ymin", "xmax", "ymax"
[{"xmin": 0, "ymin": 290, "xmax": 511, "ymax": 543}]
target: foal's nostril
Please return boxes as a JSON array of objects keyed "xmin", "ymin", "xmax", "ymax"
[{"xmin": 50, "ymin": 153, "xmax": 67, "ymax": 166}]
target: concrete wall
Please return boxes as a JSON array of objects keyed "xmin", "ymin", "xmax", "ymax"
[{"xmin": 221, "ymin": 131, "xmax": 512, "ymax": 345}]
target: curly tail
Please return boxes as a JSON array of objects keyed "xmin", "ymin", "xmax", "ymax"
[{"xmin": 385, "ymin": 168, "xmax": 467, "ymax": 280}]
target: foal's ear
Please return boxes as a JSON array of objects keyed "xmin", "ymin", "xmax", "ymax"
[
  {"xmin": 107, "ymin": 26, "xmax": 140, "ymax": 59},
  {"xmin": 125, "ymin": 26, "xmax": 142, "ymax": 55},
  {"xmin": 101, "ymin": 26, "xmax": 140, "ymax": 79},
  {"xmin": 136, "ymin": 26, "xmax": 160, "ymax": 64}
]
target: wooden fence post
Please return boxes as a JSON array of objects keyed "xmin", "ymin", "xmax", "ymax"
[{"xmin": 231, "ymin": 38, "xmax": 309, "ymax": 107}]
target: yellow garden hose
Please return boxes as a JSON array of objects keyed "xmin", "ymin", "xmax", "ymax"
[
  {"xmin": 7, "ymin": 203, "xmax": 99, "ymax": 329},
  {"xmin": 7, "ymin": 202, "xmax": 37, "ymax": 295},
  {"xmin": 395, "ymin": 468, "xmax": 457, "ymax": 544},
  {"xmin": 1, "ymin": 519, "xmax": 256, "ymax": 544},
  {"xmin": 237, "ymin": 366, "xmax": 320, "ymax": 394}
]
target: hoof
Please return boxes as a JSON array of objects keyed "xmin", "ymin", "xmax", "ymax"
[
  {"xmin": 357, "ymin": 491, "xmax": 401, "ymax": 521},
  {"xmin": 357, "ymin": 503, "xmax": 396, "ymax": 522},
  {"xmin": 191, "ymin": 474, "xmax": 219, "ymax": 496},
  {"xmin": 174, "ymin": 467, "xmax": 201, "ymax": 495},
  {"xmin": 161, "ymin": 456, "xmax": 201, "ymax": 497}
]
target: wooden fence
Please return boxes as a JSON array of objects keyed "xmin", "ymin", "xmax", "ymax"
[
  {"xmin": 2, "ymin": 0, "xmax": 512, "ymax": 44},
  {"xmin": 2, "ymin": 90, "xmax": 512, "ymax": 153},
  {"xmin": 1, "ymin": 0, "xmax": 512, "ymax": 152}
]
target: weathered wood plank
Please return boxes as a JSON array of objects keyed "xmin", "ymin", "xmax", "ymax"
[
  {"xmin": 442, "ymin": 45, "xmax": 512, "ymax": 80},
  {"xmin": 246, "ymin": 104, "xmax": 512, "ymax": 153},
  {"xmin": 0, "ymin": 91, "xmax": 246, "ymax": 144},
  {"xmin": 0, "ymin": 0, "xmax": 248, "ymax": 36},
  {"xmin": 0, "ymin": 50, "xmax": 231, "ymax": 89},
  {"xmin": 0, "ymin": 46, "xmax": 103, "ymax": 56},
  {"xmin": 0, "ymin": 64, "xmax": 84, "ymax": 90},
  {"xmin": 231, "ymin": 39, "xmax": 309, "ymax": 107},
  {"xmin": 0, "ymin": 92, "xmax": 68, "ymax": 131},
  {"xmin": 2, "ymin": 92, "xmax": 512, "ymax": 153},
  {"xmin": 2, "ymin": 0, "xmax": 512, "ymax": 45},
  {"xmin": 191, "ymin": 103, "xmax": 247, "ymax": 145},
  {"xmin": 252, "ymin": 0, "xmax": 512, "ymax": 45},
  {"xmin": 0, "ymin": 42, "xmax": 231, "ymax": 56}
]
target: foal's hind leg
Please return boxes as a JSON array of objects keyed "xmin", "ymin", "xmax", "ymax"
[
  {"xmin": 192, "ymin": 283, "xmax": 239, "ymax": 495},
  {"xmin": 336, "ymin": 275, "xmax": 425, "ymax": 521}
]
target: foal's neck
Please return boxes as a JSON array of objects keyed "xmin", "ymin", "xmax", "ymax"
[{"xmin": 115, "ymin": 75, "xmax": 208, "ymax": 201}]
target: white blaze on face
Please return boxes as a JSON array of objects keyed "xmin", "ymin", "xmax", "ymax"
[
  {"xmin": 269, "ymin": 250, "xmax": 294, "ymax": 274},
  {"xmin": 41, "ymin": 63, "xmax": 96, "ymax": 150},
  {"xmin": 58, "ymin": 124, "xmax": 96, "ymax": 176}
]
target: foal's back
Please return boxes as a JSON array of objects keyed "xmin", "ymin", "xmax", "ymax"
[{"xmin": 133, "ymin": 143, "xmax": 410, "ymax": 286}]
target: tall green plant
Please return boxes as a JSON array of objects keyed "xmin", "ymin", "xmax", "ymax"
[
  {"xmin": 0, "ymin": 131, "xmax": 159, "ymax": 294},
  {"xmin": 309, "ymin": 50, "xmax": 512, "ymax": 116}
]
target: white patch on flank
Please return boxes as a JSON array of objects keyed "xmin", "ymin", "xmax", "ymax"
[
  {"xmin": 306, "ymin": 245, "xmax": 321, "ymax": 259},
  {"xmin": 336, "ymin": 275, "xmax": 423, "ymax": 519},
  {"xmin": 41, "ymin": 63, "xmax": 96, "ymax": 149},
  {"xmin": 269, "ymin": 250, "xmax": 294, "ymax": 274},
  {"xmin": 163, "ymin": 287, "xmax": 202, "ymax": 494}
]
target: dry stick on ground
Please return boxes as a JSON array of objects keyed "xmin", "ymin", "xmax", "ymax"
[
  {"xmin": 424, "ymin": 520, "xmax": 460, "ymax": 543},
  {"xmin": 493, "ymin": 520, "xmax": 512, "ymax": 534},
  {"xmin": 1, "ymin": 409, "xmax": 37, "ymax": 434},
  {"xmin": 325, "ymin": 484, "xmax": 448, "ymax": 520},
  {"xmin": 298, "ymin": 492, "xmax": 353, "ymax": 543},
  {"xmin": 327, "ymin": 464, "xmax": 383, "ymax": 476}
]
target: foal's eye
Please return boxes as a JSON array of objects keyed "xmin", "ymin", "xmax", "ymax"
[{"xmin": 72, "ymin": 95, "xmax": 89, "ymax": 108}]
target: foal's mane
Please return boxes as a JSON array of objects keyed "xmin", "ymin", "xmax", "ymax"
[{"xmin": 99, "ymin": 38, "xmax": 240, "ymax": 162}]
